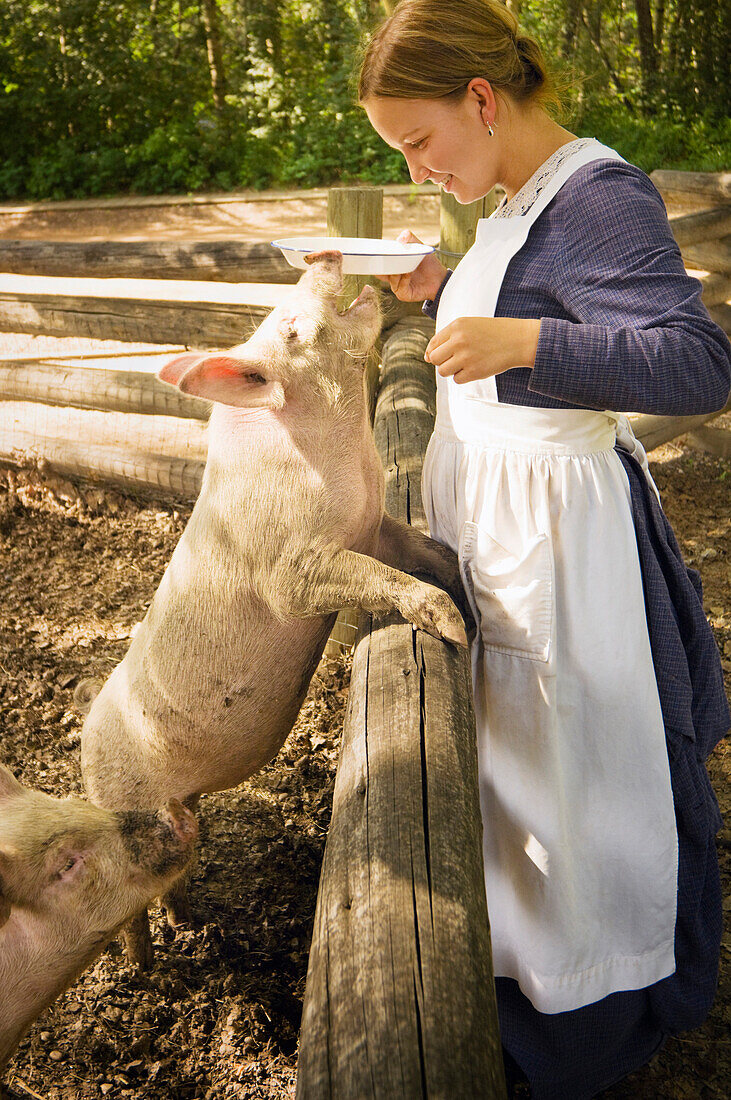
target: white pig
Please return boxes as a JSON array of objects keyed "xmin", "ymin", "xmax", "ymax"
[
  {"xmin": 81, "ymin": 250, "xmax": 470, "ymax": 967},
  {"xmin": 0, "ymin": 762, "xmax": 197, "ymax": 1077}
]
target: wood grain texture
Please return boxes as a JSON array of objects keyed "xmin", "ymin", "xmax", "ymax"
[
  {"xmin": 0, "ymin": 360, "xmax": 211, "ymax": 420},
  {"xmin": 438, "ymin": 191, "xmax": 496, "ymax": 267},
  {"xmin": 0, "ymin": 289, "xmax": 271, "ymax": 346},
  {"xmin": 669, "ymin": 206, "xmax": 731, "ymax": 248},
  {"xmin": 0, "ymin": 401, "xmax": 207, "ymax": 461},
  {"xmin": 650, "ymin": 170, "xmax": 731, "ymax": 202},
  {"xmin": 707, "ymin": 302, "xmax": 731, "ymax": 336},
  {"xmin": 629, "ymin": 397, "xmax": 731, "ymax": 452},
  {"xmin": 0, "ymin": 424, "xmax": 204, "ymax": 498},
  {"xmin": 681, "ymin": 235, "xmax": 731, "ymax": 277},
  {"xmin": 685, "ymin": 424, "xmax": 731, "ymax": 459},
  {"xmin": 297, "ymin": 318, "xmax": 506, "ymax": 1099},
  {"xmin": 0, "ymin": 239, "xmax": 299, "ymax": 283}
]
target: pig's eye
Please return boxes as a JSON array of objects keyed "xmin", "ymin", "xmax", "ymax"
[
  {"xmin": 243, "ymin": 371, "xmax": 267, "ymax": 385},
  {"xmin": 56, "ymin": 855, "xmax": 81, "ymax": 880},
  {"xmin": 286, "ymin": 325, "xmax": 298, "ymax": 342}
]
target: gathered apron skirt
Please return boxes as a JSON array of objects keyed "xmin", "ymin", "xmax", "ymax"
[
  {"xmin": 493, "ymin": 443, "xmax": 725, "ymax": 1100},
  {"xmin": 422, "ymin": 402, "xmax": 725, "ymax": 1096},
  {"xmin": 423, "ymin": 401, "xmax": 679, "ymax": 1015}
]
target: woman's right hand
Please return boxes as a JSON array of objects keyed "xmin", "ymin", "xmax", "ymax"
[{"xmin": 384, "ymin": 230, "xmax": 449, "ymax": 302}]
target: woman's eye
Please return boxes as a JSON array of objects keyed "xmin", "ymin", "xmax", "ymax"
[{"xmin": 410, "ymin": 139, "xmax": 426, "ymax": 151}]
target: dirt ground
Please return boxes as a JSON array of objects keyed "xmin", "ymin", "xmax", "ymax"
[
  {"xmin": 0, "ymin": 434, "xmax": 728, "ymax": 1100},
  {"xmin": 0, "ymin": 189, "xmax": 443, "ymax": 245},
  {"xmin": 0, "ymin": 193, "xmax": 729, "ymax": 1099}
]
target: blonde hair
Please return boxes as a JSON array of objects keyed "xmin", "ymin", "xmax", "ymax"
[{"xmin": 358, "ymin": 0, "xmax": 559, "ymax": 112}]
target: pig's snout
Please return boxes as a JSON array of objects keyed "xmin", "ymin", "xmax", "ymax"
[
  {"xmin": 303, "ymin": 249, "xmax": 343, "ymax": 298},
  {"xmin": 304, "ymin": 248, "xmax": 343, "ymax": 270},
  {"xmin": 119, "ymin": 802, "xmax": 198, "ymax": 880}
]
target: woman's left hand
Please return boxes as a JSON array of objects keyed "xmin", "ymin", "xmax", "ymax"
[{"xmin": 424, "ymin": 317, "xmax": 541, "ymax": 383}]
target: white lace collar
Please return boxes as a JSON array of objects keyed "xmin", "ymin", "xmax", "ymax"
[{"xmin": 492, "ymin": 138, "xmax": 594, "ymax": 219}]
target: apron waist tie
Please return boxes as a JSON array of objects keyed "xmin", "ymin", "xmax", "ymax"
[{"xmin": 434, "ymin": 396, "xmax": 617, "ymax": 455}]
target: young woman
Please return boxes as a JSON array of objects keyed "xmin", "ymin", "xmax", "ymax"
[{"xmin": 358, "ymin": 2, "xmax": 730, "ymax": 1097}]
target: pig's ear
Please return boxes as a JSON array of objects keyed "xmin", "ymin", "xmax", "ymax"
[
  {"xmin": 0, "ymin": 764, "xmax": 23, "ymax": 801},
  {"xmin": 175, "ymin": 355, "xmax": 285, "ymax": 409},
  {"xmin": 157, "ymin": 352, "xmax": 205, "ymax": 387}
]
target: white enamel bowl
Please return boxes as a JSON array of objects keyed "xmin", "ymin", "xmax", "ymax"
[{"xmin": 271, "ymin": 236, "xmax": 435, "ymax": 276}]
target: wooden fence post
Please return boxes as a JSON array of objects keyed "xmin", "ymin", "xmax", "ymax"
[
  {"xmin": 296, "ymin": 317, "xmax": 507, "ymax": 1098},
  {"xmin": 438, "ymin": 190, "xmax": 496, "ymax": 268},
  {"xmin": 326, "ymin": 186, "xmax": 384, "ymax": 654}
]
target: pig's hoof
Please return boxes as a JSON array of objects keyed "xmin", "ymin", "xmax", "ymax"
[
  {"xmin": 433, "ymin": 615, "xmax": 469, "ymax": 648},
  {"xmin": 408, "ymin": 587, "xmax": 469, "ymax": 648}
]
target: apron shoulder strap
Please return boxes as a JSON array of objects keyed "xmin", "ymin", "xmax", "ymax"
[{"xmin": 514, "ymin": 139, "xmax": 625, "ymax": 226}]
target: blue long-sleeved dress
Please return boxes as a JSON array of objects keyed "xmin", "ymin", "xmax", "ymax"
[{"xmin": 426, "ymin": 158, "xmax": 730, "ymax": 1098}]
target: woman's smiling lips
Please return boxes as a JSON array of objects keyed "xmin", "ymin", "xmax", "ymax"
[{"xmin": 431, "ymin": 174, "xmax": 454, "ymax": 191}]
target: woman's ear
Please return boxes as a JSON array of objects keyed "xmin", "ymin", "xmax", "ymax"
[{"xmin": 465, "ymin": 77, "xmax": 497, "ymax": 127}]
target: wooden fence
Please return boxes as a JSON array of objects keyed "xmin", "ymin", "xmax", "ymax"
[
  {"xmin": 0, "ymin": 169, "xmax": 729, "ymax": 1097},
  {"xmin": 297, "ymin": 317, "xmax": 505, "ymax": 1098}
]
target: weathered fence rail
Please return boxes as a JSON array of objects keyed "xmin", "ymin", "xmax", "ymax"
[
  {"xmin": 651, "ymin": 169, "xmax": 731, "ymax": 205},
  {"xmin": 0, "ymin": 275, "xmax": 279, "ymax": 346},
  {"xmin": 296, "ymin": 317, "xmax": 506, "ymax": 1098},
  {"xmin": 0, "ymin": 171, "xmax": 728, "ymax": 492},
  {"xmin": 0, "ymin": 358, "xmax": 210, "ymax": 419},
  {"xmin": 0, "ymin": 239, "xmax": 298, "ymax": 284}
]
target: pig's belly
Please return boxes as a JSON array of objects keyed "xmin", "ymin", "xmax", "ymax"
[
  {"xmin": 182, "ymin": 614, "xmax": 335, "ymax": 794},
  {"xmin": 83, "ymin": 610, "xmax": 335, "ymax": 806}
]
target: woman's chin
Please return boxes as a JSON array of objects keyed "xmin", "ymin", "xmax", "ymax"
[{"xmin": 454, "ymin": 184, "xmax": 494, "ymax": 206}]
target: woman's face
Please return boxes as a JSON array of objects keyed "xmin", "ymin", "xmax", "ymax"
[{"xmin": 364, "ymin": 89, "xmax": 498, "ymax": 204}]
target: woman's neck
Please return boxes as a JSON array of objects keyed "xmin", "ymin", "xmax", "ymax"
[{"xmin": 498, "ymin": 104, "xmax": 577, "ymax": 201}]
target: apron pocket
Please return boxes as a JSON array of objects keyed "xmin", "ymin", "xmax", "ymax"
[{"xmin": 460, "ymin": 521, "xmax": 553, "ymax": 662}]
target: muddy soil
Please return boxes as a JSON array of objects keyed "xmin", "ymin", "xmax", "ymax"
[{"xmin": 0, "ymin": 432, "xmax": 728, "ymax": 1100}]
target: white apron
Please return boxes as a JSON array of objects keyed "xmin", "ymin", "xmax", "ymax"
[{"xmin": 423, "ymin": 140, "xmax": 678, "ymax": 1014}]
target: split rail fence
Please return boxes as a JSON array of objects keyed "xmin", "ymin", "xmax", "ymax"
[{"xmin": 0, "ymin": 169, "xmax": 729, "ymax": 1097}]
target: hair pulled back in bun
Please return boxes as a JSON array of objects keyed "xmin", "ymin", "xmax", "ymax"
[{"xmin": 358, "ymin": 0, "xmax": 561, "ymax": 112}]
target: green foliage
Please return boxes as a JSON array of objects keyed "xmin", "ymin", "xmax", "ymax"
[
  {"xmin": 0, "ymin": 0, "xmax": 727, "ymax": 201},
  {"xmin": 574, "ymin": 108, "xmax": 731, "ymax": 174}
]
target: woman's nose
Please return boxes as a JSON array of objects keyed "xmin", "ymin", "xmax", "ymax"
[{"xmin": 404, "ymin": 151, "xmax": 430, "ymax": 186}]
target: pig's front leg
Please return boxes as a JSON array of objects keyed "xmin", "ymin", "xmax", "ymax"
[
  {"xmin": 376, "ymin": 514, "xmax": 475, "ymax": 641},
  {"xmin": 124, "ymin": 911, "xmax": 155, "ymax": 970},
  {"xmin": 279, "ymin": 547, "xmax": 468, "ymax": 647}
]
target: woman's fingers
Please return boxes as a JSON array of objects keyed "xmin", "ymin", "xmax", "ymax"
[
  {"xmin": 397, "ymin": 229, "xmax": 423, "ymax": 245},
  {"xmin": 424, "ymin": 325, "xmax": 451, "ymax": 363}
]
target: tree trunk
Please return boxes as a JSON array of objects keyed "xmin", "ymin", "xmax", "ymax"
[
  {"xmin": 200, "ymin": 0, "xmax": 227, "ymax": 114},
  {"xmin": 580, "ymin": 7, "xmax": 635, "ymax": 111},
  {"xmin": 634, "ymin": 0, "xmax": 658, "ymax": 107},
  {"xmin": 561, "ymin": 0, "xmax": 583, "ymax": 58},
  {"xmin": 666, "ymin": 0, "xmax": 693, "ymax": 109},
  {"xmin": 653, "ymin": 0, "xmax": 666, "ymax": 53}
]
